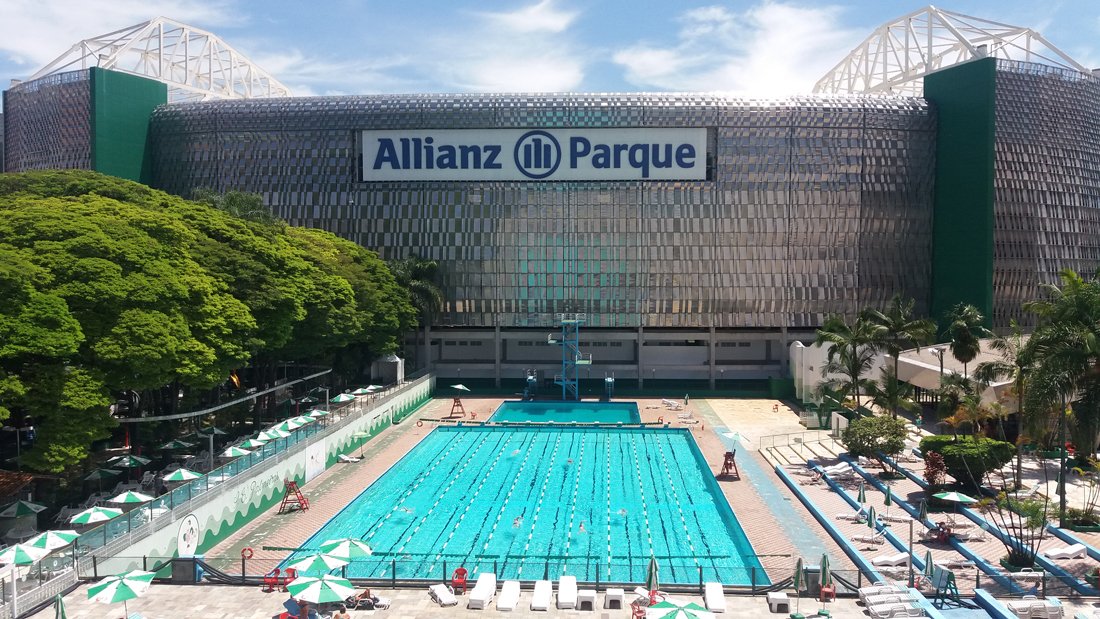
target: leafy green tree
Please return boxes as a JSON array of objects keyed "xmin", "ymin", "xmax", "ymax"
[
  {"xmin": 974, "ymin": 322, "xmax": 1032, "ymax": 486},
  {"xmin": 814, "ymin": 314, "xmax": 878, "ymax": 406},
  {"xmin": 388, "ymin": 254, "xmax": 444, "ymax": 369},
  {"xmin": 864, "ymin": 295, "xmax": 936, "ymax": 417},
  {"xmin": 920, "ymin": 434, "xmax": 1014, "ymax": 490},
  {"xmin": 867, "ymin": 367, "xmax": 919, "ymax": 420},
  {"xmin": 841, "ymin": 415, "xmax": 908, "ymax": 464},
  {"xmin": 945, "ymin": 303, "xmax": 991, "ymax": 380},
  {"xmin": 192, "ymin": 187, "xmax": 280, "ymax": 225}
]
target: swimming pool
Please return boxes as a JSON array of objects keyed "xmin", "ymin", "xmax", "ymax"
[
  {"xmin": 286, "ymin": 426, "xmax": 767, "ymax": 585},
  {"xmin": 490, "ymin": 401, "xmax": 640, "ymax": 424}
]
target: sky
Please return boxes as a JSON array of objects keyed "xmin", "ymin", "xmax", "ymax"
[{"xmin": 0, "ymin": 0, "xmax": 1096, "ymax": 99}]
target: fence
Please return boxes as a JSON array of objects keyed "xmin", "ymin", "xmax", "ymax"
[{"xmin": 0, "ymin": 373, "xmax": 432, "ymax": 618}]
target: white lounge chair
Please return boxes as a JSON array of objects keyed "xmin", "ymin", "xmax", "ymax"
[
  {"xmin": 1008, "ymin": 569, "xmax": 1045, "ymax": 583},
  {"xmin": 1042, "ymin": 543, "xmax": 1087, "ymax": 560},
  {"xmin": 337, "ymin": 454, "xmax": 361, "ymax": 463},
  {"xmin": 864, "ymin": 592, "xmax": 918, "ymax": 607},
  {"xmin": 852, "ymin": 533, "xmax": 886, "ymax": 546},
  {"xmin": 429, "ymin": 583, "xmax": 458, "ymax": 606},
  {"xmin": 837, "ymin": 512, "xmax": 867, "ymax": 522},
  {"xmin": 872, "ymin": 552, "xmax": 910, "ymax": 567},
  {"xmin": 859, "ymin": 583, "xmax": 910, "ymax": 603},
  {"xmin": 468, "ymin": 572, "xmax": 497, "ymax": 609},
  {"xmin": 869, "ymin": 601, "xmax": 924, "ymax": 618},
  {"xmin": 497, "ymin": 580, "xmax": 520, "ymax": 611},
  {"xmin": 531, "ymin": 580, "xmax": 552, "ymax": 611},
  {"xmin": 704, "ymin": 582, "xmax": 726, "ymax": 612},
  {"xmin": 557, "ymin": 575, "xmax": 577, "ymax": 609}
]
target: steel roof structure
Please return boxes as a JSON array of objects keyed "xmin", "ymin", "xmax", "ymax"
[
  {"xmin": 27, "ymin": 16, "xmax": 290, "ymax": 102},
  {"xmin": 814, "ymin": 5, "xmax": 1091, "ymax": 95}
]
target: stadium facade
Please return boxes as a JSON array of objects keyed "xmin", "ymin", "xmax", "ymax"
[{"xmin": 3, "ymin": 32, "xmax": 1100, "ymax": 392}]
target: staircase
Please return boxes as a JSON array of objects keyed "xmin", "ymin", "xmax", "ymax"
[
  {"xmin": 757, "ymin": 430, "xmax": 846, "ymax": 467},
  {"xmin": 278, "ymin": 480, "xmax": 309, "ymax": 514}
]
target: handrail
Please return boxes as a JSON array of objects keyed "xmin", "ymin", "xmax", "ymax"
[{"xmin": 757, "ymin": 429, "xmax": 835, "ymax": 452}]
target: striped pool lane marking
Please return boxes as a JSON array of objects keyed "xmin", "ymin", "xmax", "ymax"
[{"xmin": 517, "ymin": 431, "xmax": 563, "ymax": 577}]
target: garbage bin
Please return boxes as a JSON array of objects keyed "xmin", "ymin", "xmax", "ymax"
[
  {"xmin": 194, "ymin": 554, "xmax": 205, "ymax": 583},
  {"xmin": 803, "ymin": 564, "xmax": 821, "ymax": 594},
  {"xmin": 171, "ymin": 558, "xmax": 198, "ymax": 583}
]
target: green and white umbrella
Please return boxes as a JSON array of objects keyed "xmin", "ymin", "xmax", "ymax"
[
  {"xmin": 27, "ymin": 530, "xmax": 80, "ymax": 551},
  {"xmin": 196, "ymin": 426, "xmax": 227, "ymax": 436},
  {"xmin": 53, "ymin": 593, "xmax": 67, "ymax": 619},
  {"xmin": 450, "ymin": 384, "xmax": 471, "ymax": 392},
  {"xmin": 84, "ymin": 468, "xmax": 121, "ymax": 482},
  {"xmin": 108, "ymin": 491, "xmax": 154, "ymax": 504},
  {"xmin": 221, "ymin": 446, "xmax": 252, "ymax": 458},
  {"xmin": 0, "ymin": 543, "xmax": 48, "ymax": 565},
  {"xmin": 645, "ymin": 556, "xmax": 660, "ymax": 596},
  {"xmin": 351, "ymin": 388, "xmax": 373, "ymax": 396},
  {"xmin": 330, "ymin": 393, "xmax": 356, "ymax": 403},
  {"xmin": 258, "ymin": 428, "xmax": 290, "ymax": 441},
  {"xmin": 276, "ymin": 419, "xmax": 306, "ymax": 432},
  {"xmin": 88, "ymin": 570, "xmax": 155, "ymax": 617},
  {"xmin": 286, "ymin": 553, "xmax": 348, "ymax": 573},
  {"xmin": 866, "ymin": 505, "xmax": 877, "ymax": 531},
  {"xmin": 932, "ymin": 491, "xmax": 977, "ymax": 504},
  {"xmin": 856, "ymin": 482, "xmax": 866, "ymax": 505},
  {"xmin": 0, "ymin": 500, "xmax": 46, "ymax": 519},
  {"xmin": 158, "ymin": 439, "xmax": 194, "ymax": 450},
  {"xmin": 290, "ymin": 415, "xmax": 316, "ymax": 426},
  {"xmin": 318, "ymin": 538, "xmax": 373, "ymax": 560},
  {"xmin": 884, "ymin": 486, "xmax": 893, "ymax": 517},
  {"xmin": 818, "ymin": 555, "xmax": 833, "ymax": 616},
  {"xmin": 365, "ymin": 384, "xmax": 383, "ymax": 391},
  {"xmin": 917, "ymin": 499, "xmax": 929, "ymax": 523},
  {"xmin": 792, "ymin": 558, "xmax": 804, "ymax": 616},
  {"xmin": 163, "ymin": 468, "xmax": 203, "ymax": 482},
  {"xmin": 238, "ymin": 438, "xmax": 268, "ymax": 449},
  {"xmin": 307, "ymin": 409, "xmax": 330, "ymax": 418},
  {"xmin": 70, "ymin": 506, "xmax": 123, "ymax": 525},
  {"xmin": 645, "ymin": 598, "xmax": 714, "ymax": 618},
  {"xmin": 298, "ymin": 396, "xmax": 319, "ymax": 404},
  {"xmin": 285, "ymin": 574, "xmax": 356, "ymax": 603},
  {"xmin": 923, "ymin": 549, "xmax": 935, "ymax": 579},
  {"xmin": 109, "ymin": 455, "xmax": 151, "ymax": 469}
]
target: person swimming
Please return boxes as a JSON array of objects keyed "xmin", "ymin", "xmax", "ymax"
[
  {"xmin": 398, "ymin": 506, "xmax": 413, "ymax": 513},
  {"xmin": 578, "ymin": 521, "xmax": 587, "ymax": 533},
  {"xmin": 618, "ymin": 508, "xmax": 628, "ymax": 517},
  {"xmin": 513, "ymin": 516, "xmax": 523, "ymax": 528},
  {"xmin": 511, "ymin": 449, "xmax": 520, "ymax": 457}
]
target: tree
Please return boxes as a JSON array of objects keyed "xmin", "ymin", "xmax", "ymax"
[
  {"xmin": 388, "ymin": 254, "xmax": 444, "ymax": 370},
  {"xmin": 919, "ymin": 435, "xmax": 1014, "ymax": 490},
  {"xmin": 814, "ymin": 314, "xmax": 879, "ymax": 407},
  {"xmin": 867, "ymin": 367, "xmax": 919, "ymax": 420},
  {"xmin": 974, "ymin": 321, "xmax": 1032, "ymax": 487},
  {"xmin": 841, "ymin": 415, "xmax": 908, "ymax": 465},
  {"xmin": 192, "ymin": 187, "xmax": 280, "ymax": 225},
  {"xmin": 945, "ymin": 303, "xmax": 991, "ymax": 381},
  {"xmin": 864, "ymin": 295, "xmax": 936, "ymax": 417}
]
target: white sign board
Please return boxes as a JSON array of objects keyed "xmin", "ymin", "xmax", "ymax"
[{"xmin": 361, "ymin": 128, "xmax": 707, "ymax": 182}]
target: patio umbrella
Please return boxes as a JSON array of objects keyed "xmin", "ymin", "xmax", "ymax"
[
  {"xmin": 70, "ymin": 506, "xmax": 123, "ymax": 525},
  {"xmin": 196, "ymin": 426, "xmax": 228, "ymax": 436},
  {"xmin": 917, "ymin": 499, "xmax": 929, "ymax": 524},
  {"xmin": 818, "ymin": 555, "xmax": 832, "ymax": 616},
  {"xmin": 351, "ymin": 388, "xmax": 373, "ymax": 396},
  {"xmin": 286, "ymin": 553, "xmax": 348, "ymax": 573},
  {"xmin": 450, "ymin": 384, "xmax": 471, "ymax": 392},
  {"xmin": 276, "ymin": 419, "xmax": 305, "ymax": 432},
  {"xmin": 645, "ymin": 556, "xmax": 660, "ymax": 603},
  {"xmin": 84, "ymin": 468, "xmax": 122, "ymax": 492},
  {"xmin": 27, "ymin": 530, "xmax": 80, "ymax": 551},
  {"xmin": 258, "ymin": 428, "xmax": 290, "ymax": 441},
  {"xmin": 645, "ymin": 597, "xmax": 714, "ymax": 618},
  {"xmin": 0, "ymin": 500, "xmax": 46, "ymax": 519},
  {"xmin": 290, "ymin": 415, "xmax": 316, "ymax": 426},
  {"xmin": 221, "ymin": 446, "xmax": 252, "ymax": 458},
  {"xmin": 932, "ymin": 491, "xmax": 977, "ymax": 504},
  {"xmin": 298, "ymin": 396, "xmax": 319, "ymax": 404},
  {"xmin": 109, "ymin": 455, "xmax": 151, "ymax": 468},
  {"xmin": 108, "ymin": 491, "xmax": 153, "ymax": 504},
  {"xmin": 163, "ymin": 468, "xmax": 203, "ymax": 483},
  {"xmin": 0, "ymin": 543, "xmax": 47, "ymax": 565},
  {"xmin": 88, "ymin": 570, "xmax": 155, "ymax": 618},
  {"xmin": 351, "ymin": 431, "xmax": 371, "ymax": 457},
  {"xmin": 238, "ymin": 438, "xmax": 268, "ymax": 449},
  {"xmin": 307, "ymin": 409, "xmax": 330, "ymax": 418},
  {"xmin": 365, "ymin": 384, "xmax": 383, "ymax": 391},
  {"xmin": 884, "ymin": 486, "xmax": 893, "ymax": 518},
  {"xmin": 53, "ymin": 593, "xmax": 67, "ymax": 619},
  {"xmin": 285, "ymin": 574, "xmax": 356, "ymax": 604},
  {"xmin": 330, "ymin": 393, "xmax": 356, "ymax": 404},
  {"xmin": 792, "ymin": 558, "xmax": 803, "ymax": 617},
  {"xmin": 158, "ymin": 439, "xmax": 194, "ymax": 450},
  {"xmin": 856, "ymin": 482, "xmax": 866, "ymax": 505},
  {"xmin": 866, "ymin": 505, "xmax": 877, "ymax": 529},
  {"xmin": 318, "ymin": 538, "xmax": 373, "ymax": 560},
  {"xmin": 923, "ymin": 550, "xmax": 935, "ymax": 580}
]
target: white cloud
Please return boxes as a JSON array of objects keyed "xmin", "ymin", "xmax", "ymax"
[
  {"xmin": 0, "ymin": 0, "xmax": 239, "ymax": 73},
  {"xmin": 480, "ymin": 0, "xmax": 578, "ymax": 34},
  {"xmin": 612, "ymin": 1, "xmax": 862, "ymax": 97}
]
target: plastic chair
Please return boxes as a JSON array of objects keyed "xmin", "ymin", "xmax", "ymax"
[
  {"xmin": 820, "ymin": 584, "xmax": 836, "ymax": 602},
  {"xmin": 281, "ymin": 567, "xmax": 297, "ymax": 591},
  {"xmin": 451, "ymin": 567, "xmax": 469, "ymax": 594},
  {"xmin": 262, "ymin": 568, "xmax": 281, "ymax": 592}
]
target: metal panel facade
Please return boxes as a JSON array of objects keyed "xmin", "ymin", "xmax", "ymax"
[
  {"xmin": 2, "ymin": 71, "xmax": 92, "ymax": 172},
  {"xmin": 149, "ymin": 93, "xmax": 935, "ymax": 332}
]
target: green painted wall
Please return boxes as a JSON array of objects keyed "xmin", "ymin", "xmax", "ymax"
[
  {"xmin": 925, "ymin": 58, "xmax": 997, "ymax": 328},
  {"xmin": 89, "ymin": 68, "xmax": 166, "ymax": 183}
]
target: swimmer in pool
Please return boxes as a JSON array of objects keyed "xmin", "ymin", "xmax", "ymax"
[
  {"xmin": 511, "ymin": 449, "xmax": 520, "ymax": 456},
  {"xmin": 398, "ymin": 506, "xmax": 413, "ymax": 513},
  {"xmin": 513, "ymin": 516, "xmax": 523, "ymax": 528},
  {"xmin": 578, "ymin": 522, "xmax": 587, "ymax": 533},
  {"xmin": 618, "ymin": 508, "xmax": 628, "ymax": 517},
  {"xmin": 567, "ymin": 458, "xmax": 574, "ymax": 464}
]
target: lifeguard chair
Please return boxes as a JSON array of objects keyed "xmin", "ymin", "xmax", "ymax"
[
  {"xmin": 450, "ymin": 397, "xmax": 466, "ymax": 418},
  {"xmin": 719, "ymin": 450, "xmax": 739, "ymax": 479}
]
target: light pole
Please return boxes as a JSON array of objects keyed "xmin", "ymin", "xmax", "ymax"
[
  {"xmin": 907, "ymin": 518, "xmax": 914, "ymax": 587},
  {"xmin": 931, "ymin": 346, "xmax": 947, "ymax": 405}
]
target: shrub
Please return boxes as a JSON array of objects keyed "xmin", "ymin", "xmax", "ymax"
[
  {"xmin": 920, "ymin": 435, "xmax": 1014, "ymax": 488},
  {"xmin": 841, "ymin": 415, "xmax": 908, "ymax": 461},
  {"xmin": 924, "ymin": 451, "xmax": 946, "ymax": 488}
]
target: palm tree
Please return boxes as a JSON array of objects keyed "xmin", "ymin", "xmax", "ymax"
[
  {"xmin": 974, "ymin": 321, "xmax": 1032, "ymax": 488},
  {"xmin": 864, "ymin": 295, "xmax": 936, "ymax": 417},
  {"xmin": 867, "ymin": 367, "xmax": 919, "ymax": 419},
  {"xmin": 946, "ymin": 303, "xmax": 991, "ymax": 381},
  {"xmin": 815, "ymin": 314, "xmax": 879, "ymax": 408},
  {"xmin": 388, "ymin": 254, "xmax": 444, "ymax": 370}
]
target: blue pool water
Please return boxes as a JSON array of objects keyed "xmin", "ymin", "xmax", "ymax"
[
  {"xmin": 286, "ymin": 426, "xmax": 767, "ymax": 585},
  {"xmin": 490, "ymin": 401, "xmax": 641, "ymax": 424}
]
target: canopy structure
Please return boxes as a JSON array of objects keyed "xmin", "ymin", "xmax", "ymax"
[
  {"xmin": 814, "ymin": 5, "xmax": 1090, "ymax": 95},
  {"xmin": 895, "ymin": 338, "xmax": 1024, "ymax": 410},
  {"xmin": 25, "ymin": 17, "xmax": 291, "ymax": 102}
]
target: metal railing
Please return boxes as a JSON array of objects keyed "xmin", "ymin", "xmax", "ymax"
[{"xmin": 757, "ymin": 430, "xmax": 838, "ymax": 454}]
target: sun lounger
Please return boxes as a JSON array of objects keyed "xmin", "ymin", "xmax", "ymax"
[
  {"xmin": 1043, "ymin": 543, "xmax": 1087, "ymax": 560},
  {"xmin": 1006, "ymin": 596, "xmax": 1037, "ymax": 617},
  {"xmin": 852, "ymin": 533, "xmax": 886, "ymax": 546},
  {"xmin": 837, "ymin": 512, "xmax": 867, "ymax": 522},
  {"xmin": 872, "ymin": 552, "xmax": 910, "ymax": 567},
  {"xmin": 531, "ymin": 580, "xmax": 552, "ymax": 611},
  {"xmin": 1008, "ymin": 569, "xmax": 1045, "ymax": 583},
  {"xmin": 956, "ymin": 529, "xmax": 988, "ymax": 542},
  {"xmin": 557, "ymin": 575, "xmax": 577, "ymax": 609},
  {"xmin": 859, "ymin": 583, "xmax": 910, "ymax": 603},
  {"xmin": 869, "ymin": 601, "xmax": 925, "ymax": 618},
  {"xmin": 468, "ymin": 572, "xmax": 497, "ymax": 609},
  {"xmin": 429, "ymin": 583, "xmax": 458, "ymax": 606},
  {"xmin": 882, "ymin": 514, "xmax": 913, "ymax": 523},
  {"xmin": 705, "ymin": 582, "xmax": 726, "ymax": 612},
  {"xmin": 497, "ymin": 580, "xmax": 520, "ymax": 611},
  {"xmin": 791, "ymin": 467, "xmax": 819, "ymax": 477},
  {"xmin": 864, "ymin": 593, "xmax": 918, "ymax": 608},
  {"xmin": 337, "ymin": 454, "xmax": 361, "ymax": 463}
]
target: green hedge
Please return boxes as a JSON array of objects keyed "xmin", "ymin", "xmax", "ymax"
[{"xmin": 919, "ymin": 435, "xmax": 1014, "ymax": 488}]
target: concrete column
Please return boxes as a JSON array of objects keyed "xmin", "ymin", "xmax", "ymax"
[
  {"xmin": 637, "ymin": 326, "xmax": 645, "ymax": 389},
  {"xmin": 423, "ymin": 325, "xmax": 432, "ymax": 370},
  {"xmin": 708, "ymin": 326, "xmax": 717, "ymax": 390},
  {"xmin": 778, "ymin": 326, "xmax": 791, "ymax": 376},
  {"xmin": 494, "ymin": 326, "xmax": 502, "ymax": 388}
]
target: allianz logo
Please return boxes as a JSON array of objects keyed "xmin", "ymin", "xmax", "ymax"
[{"xmin": 370, "ymin": 130, "xmax": 698, "ymax": 179}]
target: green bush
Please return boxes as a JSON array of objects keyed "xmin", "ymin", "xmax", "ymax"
[
  {"xmin": 842, "ymin": 415, "xmax": 908, "ymax": 460},
  {"xmin": 920, "ymin": 435, "xmax": 1014, "ymax": 488}
]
